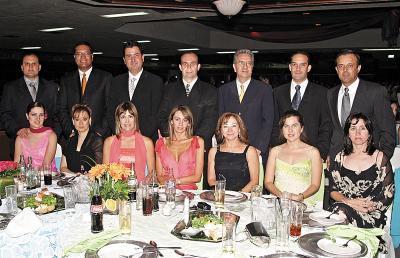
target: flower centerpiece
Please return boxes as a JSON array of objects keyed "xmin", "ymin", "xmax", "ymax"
[
  {"xmin": 88, "ymin": 163, "xmax": 129, "ymax": 214},
  {"xmin": 0, "ymin": 161, "xmax": 19, "ymax": 197}
]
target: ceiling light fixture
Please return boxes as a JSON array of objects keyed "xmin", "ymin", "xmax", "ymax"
[
  {"xmin": 388, "ymin": 54, "xmax": 395, "ymax": 58},
  {"xmin": 213, "ymin": 0, "xmax": 246, "ymax": 17},
  {"xmin": 101, "ymin": 12, "xmax": 148, "ymax": 18},
  {"xmin": 93, "ymin": 52, "xmax": 103, "ymax": 55},
  {"xmin": 362, "ymin": 48, "xmax": 400, "ymax": 51},
  {"xmin": 217, "ymin": 51, "xmax": 236, "ymax": 54},
  {"xmin": 151, "ymin": 58, "xmax": 159, "ymax": 61},
  {"xmin": 21, "ymin": 46, "xmax": 41, "ymax": 50},
  {"xmin": 39, "ymin": 27, "xmax": 74, "ymax": 32},
  {"xmin": 178, "ymin": 48, "xmax": 200, "ymax": 51},
  {"xmin": 137, "ymin": 40, "xmax": 151, "ymax": 43},
  {"xmin": 143, "ymin": 54, "xmax": 158, "ymax": 57}
]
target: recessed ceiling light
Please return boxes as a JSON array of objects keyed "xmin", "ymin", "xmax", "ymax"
[
  {"xmin": 388, "ymin": 54, "xmax": 395, "ymax": 59},
  {"xmin": 21, "ymin": 46, "xmax": 41, "ymax": 50},
  {"xmin": 362, "ymin": 48, "xmax": 400, "ymax": 51},
  {"xmin": 151, "ymin": 58, "xmax": 159, "ymax": 61},
  {"xmin": 39, "ymin": 27, "xmax": 74, "ymax": 32},
  {"xmin": 315, "ymin": 23, "xmax": 321, "ymax": 26},
  {"xmin": 302, "ymin": 12, "xmax": 310, "ymax": 15},
  {"xmin": 177, "ymin": 48, "xmax": 200, "ymax": 51},
  {"xmin": 101, "ymin": 12, "xmax": 149, "ymax": 18},
  {"xmin": 252, "ymin": 51, "xmax": 259, "ymax": 53},
  {"xmin": 217, "ymin": 51, "xmax": 236, "ymax": 54},
  {"xmin": 93, "ymin": 52, "xmax": 103, "ymax": 55},
  {"xmin": 137, "ymin": 40, "xmax": 151, "ymax": 43},
  {"xmin": 143, "ymin": 54, "xmax": 158, "ymax": 57}
]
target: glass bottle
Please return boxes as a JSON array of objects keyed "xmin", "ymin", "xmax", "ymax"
[
  {"xmin": 149, "ymin": 170, "xmax": 159, "ymax": 212},
  {"xmin": 91, "ymin": 181, "xmax": 104, "ymax": 233},
  {"xmin": 165, "ymin": 168, "xmax": 176, "ymax": 208},
  {"xmin": 26, "ymin": 156, "xmax": 36, "ymax": 190},
  {"xmin": 127, "ymin": 162, "xmax": 137, "ymax": 202}
]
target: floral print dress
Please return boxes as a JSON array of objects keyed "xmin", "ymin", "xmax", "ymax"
[{"xmin": 328, "ymin": 151, "xmax": 394, "ymax": 252}]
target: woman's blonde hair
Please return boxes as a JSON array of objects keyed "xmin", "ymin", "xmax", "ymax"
[
  {"xmin": 215, "ymin": 112, "xmax": 248, "ymax": 145},
  {"xmin": 168, "ymin": 105, "xmax": 193, "ymax": 141},
  {"xmin": 114, "ymin": 102, "xmax": 139, "ymax": 136}
]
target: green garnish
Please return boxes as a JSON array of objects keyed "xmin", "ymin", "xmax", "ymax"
[
  {"xmin": 41, "ymin": 195, "xmax": 57, "ymax": 206},
  {"xmin": 191, "ymin": 215, "xmax": 223, "ymax": 228}
]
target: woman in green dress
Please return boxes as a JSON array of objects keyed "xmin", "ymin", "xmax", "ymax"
[{"xmin": 264, "ymin": 110, "xmax": 323, "ymax": 204}]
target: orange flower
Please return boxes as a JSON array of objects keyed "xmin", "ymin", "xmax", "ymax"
[
  {"xmin": 108, "ymin": 163, "xmax": 129, "ymax": 181},
  {"xmin": 88, "ymin": 164, "xmax": 107, "ymax": 181}
]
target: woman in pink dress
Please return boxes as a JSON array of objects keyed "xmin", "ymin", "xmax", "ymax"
[
  {"xmin": 103, "ymin": 102, "xmax": 154, "ymax": 181},
  {"xmin": 155, "ymin": 105, "xmax": 204, "ymax": 190},
  {"xmin": 14, "ymin": 102, "xmax": 57, "ymax": 171}
]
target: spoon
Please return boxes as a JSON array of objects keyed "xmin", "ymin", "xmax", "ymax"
[{"xmin": 150, "ymin": 240, "xmax": 164, "ymax": 257}]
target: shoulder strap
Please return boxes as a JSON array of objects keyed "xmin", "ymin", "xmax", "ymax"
[{"xmin": 243, "ymin": 145, "xmax": 250, "ymax": 153}]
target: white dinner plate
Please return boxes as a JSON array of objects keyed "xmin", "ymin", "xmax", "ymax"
[
  {"xmin": 309, "ymin": 210, "xmax": 345, "ymax": 226},
  {"xmin": 97, "ymin": 243, "xmax": 143, "ymax": 258},
  {"xmin": 225, "ymin": 191, "xmax": 243, "ymax": 201},
  {"xmin": 317, "ymin": 237, "xmax": 361, "ymax": 255}
]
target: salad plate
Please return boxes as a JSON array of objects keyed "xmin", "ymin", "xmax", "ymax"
[
  {"xmin": 199, "ymin": 190, "xmax": 248, "ymax": 203},
  {"xmin": 171, "ymin": 210, "xmax": 240, "ymax": 242},
  {"xmin": 309, "ymin": 210, "xmax": 345, "ymax": 226},
  {"xmin": 85, "ymin": 240, "xmax": 157, "ymax": 258},
  {"xmin": 17, "ymin": 189, "xmax": 65, "ymax": 215}
]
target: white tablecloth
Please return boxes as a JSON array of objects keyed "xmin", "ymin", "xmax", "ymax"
[{"xmin": 0, "ymin": 187, "xmax": 396, "ymax": 258}]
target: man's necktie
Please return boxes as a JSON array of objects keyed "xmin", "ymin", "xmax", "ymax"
[
  {"xmin": 185, "ymin": 84, "xmax": 190, "ymax": 97},
  {"xmin": 28, "ymin": 82, "xmax": 37, "ymax": 101},
  {"xmin": 291, "ymin": 85, "xmax": 301, "ymax": 110},
  {"xmin": 129, "ymin": 78, "xmax": 136, "ymax": 100},
  {"xmin": 239, "ymin": 84, "xmax": 245, "ymax": 103},
  {"xmin": 341, "ymin": 87, "xmax": 350, "ymax": 127},
  {"xmin": 81, "ymin": 73, "xmax": 87, "ymax": 96}
]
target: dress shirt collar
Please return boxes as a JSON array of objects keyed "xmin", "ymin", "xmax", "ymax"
[
  {"xmin": 290, "ymin": 79, "xmax": 308, "ymax": 99},
  {"xmin": 236, "ymin": 78, "xmax": 251, "ymax": 93},
  {"xmin": 182, "ymin": 77, "xmax": 198, "ymax": 92},
  {"xmin": 78, "ymin": 67, "xmax": 93, "ymax": 80},
  {"xmin": 24, "ymin": 77, "xmax": 39, "ymax": 87},
  {"xmin": 129, "ymin": 68, "xmax": 143, "ymax": 82},
  {"xmin": 340, "ymin": 77, "xmax": 359, "ymax": 96}
]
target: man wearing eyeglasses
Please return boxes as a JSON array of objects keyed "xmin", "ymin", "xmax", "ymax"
[
  {"xmin": 218, "ymin": 49, "xmax": 274, "ymax": 170},
  {"xmin": 327, "ymin": 49, "xmax": 395, "ymax": 159},
  {"xmin": 271, "ymin": 51, "xmax": 331, "ymax": 161},
  {"xmin": 108, "ymin": 41, "xmax": 163, "ymax": 142},
  {"xmin": 57, "ymin": 41, "xmax": 112, "ymax": 139}
]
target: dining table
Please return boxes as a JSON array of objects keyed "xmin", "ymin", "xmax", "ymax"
[{"xmin": 0, "ymin": 181, "xmax": 396, "ymax": 258}]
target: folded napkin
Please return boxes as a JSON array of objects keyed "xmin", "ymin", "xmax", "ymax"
[
  {"xmin": 326, "ymin": 224, "xmax": 385, "ymax": 257},
  {"xmin": 63, "ymin": 229, "xmax": 121, "ymax": 257},
  {"xmin": 5, "ymin": 208, "xmax": 42, "ymax": 237}
]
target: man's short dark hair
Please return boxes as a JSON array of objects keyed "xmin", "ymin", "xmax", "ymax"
[
  {"xmin": 122, "ymin": 41, "xmax": 143, "ymax": 57},
  {"xmin": 22, "ymin": 53, "xmax": 40, "ymax": 62},
  {"xmin": 74, "ymin": 41, "xmax": 93, "ymax": 54},
  {"xmin": 336, "ymin": 49, "xmax": 361, "ymax": 66},
  {"xmin": 290, "ymin": 51, "xmax": 311, "ymax": 65}
]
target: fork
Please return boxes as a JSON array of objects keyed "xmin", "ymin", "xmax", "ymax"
[{"xmin": 342, "ymin": 235, "xmax": 357, "ymax": 247}]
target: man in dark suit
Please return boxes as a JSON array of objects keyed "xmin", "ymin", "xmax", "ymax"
[
  {"xmin": 108, "ymin": 41, "xmax": 163, "ymax": 141},
  {"xmin": 159, "ymin": 52, "xmax": 218, "ymax": 189},
  {"xmin": 57, "ymin": 41, "xmax": 112, "ymax": 139},
  {"xmin": 272, "ymin": 51, "xmax": 331, "ymax": 160},
  {"xmin": 218, "ymin": 49, "xmax": 274, "ymax": 168},
  {"xmin": 159, "ymin": 52, "xmax": 217, "ymax": 150},
  {"xmin": 0, "ymin": 53, "xmax": 58, "ymax": 158},
  {"xmin": 327, "ymin": 49, "xmax": 396, "ymax": 159}
]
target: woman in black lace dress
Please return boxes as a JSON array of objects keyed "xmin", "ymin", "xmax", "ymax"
[{"xmin": 328, "ymin": 113, "xmax": 394, "ymax": 252}]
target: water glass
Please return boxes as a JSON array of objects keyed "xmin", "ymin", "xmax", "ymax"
[
  {"xmin": 42, "ymin": 165, "xmax": 52, "ymax": 186},
  {"xmin": 215, "ymin": 179, "xmax": 226, "ymax": 210},
  {"xmin": 119, "ymin": 201, "xmax": 132, "ymax": 234},
  {"xmin": 5, "ymin": 185, "xmax": 18, "ymax": 214},
  {"xmin": 142, "ymin": 185, "xmax": 153, "ymax": 216},
  {"xmin": 275, "ymin": 198, "xmax": 291, "ymax": 252},
  {"xmin": 63, "ymin": 185, "xmax": 76, "ymax": 215},
  {"xmin": 222, "ymin": 221, "xmax": 236, "ymax": 255},
  {"xmin": 289, "ymin": 201, "xmax": 304, "ymax": 238}
]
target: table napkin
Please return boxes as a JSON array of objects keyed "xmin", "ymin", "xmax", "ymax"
[
  {"xmin": 5, "ymin": 208, "xmax": 42, "ymax": 237},
  {"xmin": 326, "ymin": 224, "xmax": 385, "ymax": 257},
  {"xmin": 62, "ymin": 229, "xmax": 121, "ymax": 257}
]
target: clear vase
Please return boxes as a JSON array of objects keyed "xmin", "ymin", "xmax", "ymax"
[
  {"xmin": 0, "ymin": 176, "xmax": 15, "ymax": 198},
  {"xmin": 103, "ymin": 199, "xmax": 120, "ymax": 215}
]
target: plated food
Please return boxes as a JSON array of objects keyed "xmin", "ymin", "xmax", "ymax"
[{"xmin": 24, "ymin": 188, "xmax": 57, "ymax": 214}]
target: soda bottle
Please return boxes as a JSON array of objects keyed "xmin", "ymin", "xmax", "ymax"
[
  {"xmin": 149, "ymin": 170, "xmax": 159, "ymax": 212},
  {"xmin": 90, "ymin": 181, "xmax": 103, "ymax": 233}
]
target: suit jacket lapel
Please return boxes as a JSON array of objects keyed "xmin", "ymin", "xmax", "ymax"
[
  {"xmin": 330, "ymin": 86, "xmax": 341, "ymax": 127},
  {"xmin": 298, "ymin": 82, "xmax": 312, "ymax": 111},
  {"xmin": 189, "ymin": 80, "xmax": 201, "ymax": 103},
  {"xmin": 230, "ymin": 81, "xmax": 241, "ymax": 106},
  {"xmin": 132, "ymin": 71, "xmax": 145, "ymax": 101},
  {"xmin": 350, "ymin": 79, "xmax": 365, "ymax": 113},
  {"xmin": 282, "ymin": 83, "xmax": 292, "ymax": 109}
]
